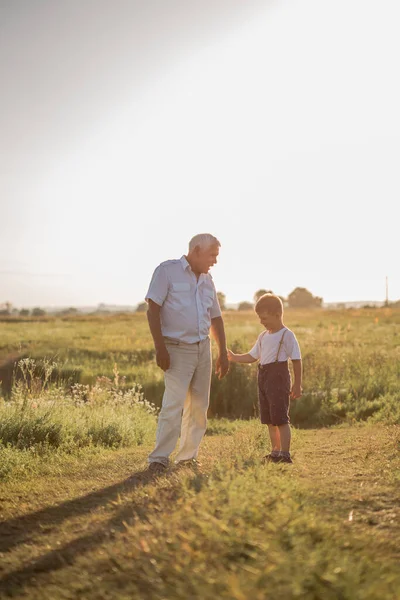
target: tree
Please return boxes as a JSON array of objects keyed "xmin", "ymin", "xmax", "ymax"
[
  {"xmin": 95, "ymin": 303, "xmax": 111, "ymax": 314},
  {"xmin": 253, "ymin": 289, "xmax": 273, "ymax": 303},
  {"xmin": 136, "ymin": 302, "xmax": 148, "ymax": 313},
  {"xmin": 217, "ymin": 292, "xmax": 226, "ymax": 311},
  {"xmin": 58, "ymin": 307, "xmax": 79, "ymax": 317},
  {"xmin": 0, "ymin": 301, "xmax": 12, "ymax": 316},
  {"xmin": 238, "ymin": 301, "xmax": 254, "ymax": 311},
  {"xmin": 19, "ymin": 309, "xmax": 30, "ymax": 317},
  {"xmin": 32, "ymin": 307, "xmax": 46, "ymax": 317},
  {"xmin": 287, "ymin": 287, "xmax": 322, "ymax": 309}
]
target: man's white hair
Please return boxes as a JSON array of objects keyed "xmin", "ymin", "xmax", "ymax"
[{"xmin": 188, "ymin": 233, "xmax": 221, "ymax": 252}]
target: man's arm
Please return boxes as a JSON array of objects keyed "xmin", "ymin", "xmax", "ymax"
[
  {"xmin": 291, "ymin": 359, "xmax": 302, "ymax": 399},
  {"xmin": 147, "ymin": 299, "xmax": 170, "ymax": 371},
  {"xmin": 210, "ymin": 316, "xmax": 229, "ymax": 379}
]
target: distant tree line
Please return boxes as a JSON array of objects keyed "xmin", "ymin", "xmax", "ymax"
[
  {"xmin": 235, "ymin": 287, "xmax": 323, "ymax": 310},
  {"xmin": 3, "ymin": 287, "xmax": 398, "ymax": 317},
  {"xmin": 134, "ymin": 287, "xmax": 324, "ymax": 312},
  {"xmin": 0, "ymin": 303, "xmax": 48, "ymax": 317},
  {"xmin": 0, "ymin": 304, "xmax": 80, "ymax": 318}
]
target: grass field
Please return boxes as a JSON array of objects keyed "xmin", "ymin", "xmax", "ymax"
[
  {"xmin": 1, "ymin": 307, "xmax": 399, "ymax": 422},
  {"xmin": 0, "ymin": 423, "xmax": 399, "ymax": 599},
  {"xmin": 0, "ymin": 308, "xmax": 399, "ymax": 598}
]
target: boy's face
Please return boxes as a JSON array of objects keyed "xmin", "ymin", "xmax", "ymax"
[{"xmin": 257, "ymin": 310, "xmax": 281, "ymax": 330}]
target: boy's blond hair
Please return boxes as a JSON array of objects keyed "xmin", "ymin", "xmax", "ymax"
[{"xmin": 255, "ymin": 293, "xmax": 283, "ymax": 316}]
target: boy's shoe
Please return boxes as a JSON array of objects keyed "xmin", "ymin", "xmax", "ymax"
[
  {"xmin": 262, "ymin": 452, "xmax": 281, "ymax": 463},
  {"xmin": 275, "ymin": 455, "xmax": 293, "ymax": 464},
  {"xmin": 261, "ymin": 454, "xmax": 274, "ymax": 463}
]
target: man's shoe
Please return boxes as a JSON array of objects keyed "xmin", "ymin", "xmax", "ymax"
[
  {"xmin": 175, "ymin": 459, "xmax": 202, "ymax": 470},
  {"xmin": 147, "ymin": 462, "xmax": 167, "ymax": 474}
]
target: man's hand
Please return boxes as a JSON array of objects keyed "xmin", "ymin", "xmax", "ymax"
[
  {"xmin": 155, "ymin": 345, "xmax": 170, "ymax": 371},
  {"xmin": 227, "ymin": 349, "xmax": 236, "ymax": 362},
  {"xmin": 215, "ymin": 353, "xmax": 229, "ymax": 379},
  {"xmin": 290, "ymin": 383, "xmax": 302, "ymax": 400}
]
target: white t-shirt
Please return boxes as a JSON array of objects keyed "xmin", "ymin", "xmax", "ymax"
[
  {"xmin": 249, "ymin": 327, "xmax": 301, "ymax": 365},
  {"xmin": 145, "ymin": 255, "xmax": 221, "ymax": 344}
]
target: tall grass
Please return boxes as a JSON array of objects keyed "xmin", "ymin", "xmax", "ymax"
[
  {"xmin": 89, "ymin": 446, "xmax": 400, "ymax": 600},
  {"xmin": 210, "ymin": 342, "xmax": 399, "ymax": 426},
  {"xmin": 1, "ymin": 308, "xmax": 399, "ymax": 425},
  {"xmin": 0, "ymin": 360, "xmax": 157, "ymax": 480}
]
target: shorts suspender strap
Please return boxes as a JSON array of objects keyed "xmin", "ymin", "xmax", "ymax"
[{"xmin": 275, "ymin": 329, "xmax": 287, "ymax": 362}]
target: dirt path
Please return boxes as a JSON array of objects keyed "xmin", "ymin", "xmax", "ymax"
[{"xmin": 0, "ymin": 425, "xmax": 399, "ymax": 599}]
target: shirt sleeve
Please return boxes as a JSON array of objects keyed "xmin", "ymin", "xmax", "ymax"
[
  {"xmin": 145, "ymin": 265, "xmax": 169, "ymax": 306},
  {"xmin": 284, "ymin": 331, "xmax": 301, "ymax": 360},
  {"xmin": 210, "ymin": 282, "xmax": 222, "ymax": 319},
  {"xmin": 248, "ymin": 334, "xmax": 262, "ymax": 360}
]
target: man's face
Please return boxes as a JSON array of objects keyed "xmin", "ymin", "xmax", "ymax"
[{"xmin": 194, "ymin": 244, "xmax": 219, "ymax": 274}]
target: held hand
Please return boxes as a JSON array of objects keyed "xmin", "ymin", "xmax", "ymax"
[
  {"xmin": 290, "ymin": 383, "xmax": 302, "ymax": 400},
  {"xmin": 155, "ymin": 345, "xmax": 170, "ymax": 371},
  {"xmin": 227, "ymin": 349, "xmax": 235, "ymax": 362},
  {"xmin": 215, "ymin": 353, "xmax": 230, "ymax": 379}
]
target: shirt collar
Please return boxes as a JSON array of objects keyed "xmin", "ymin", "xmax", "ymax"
[
  {"xmin": 180, "ymin": 255, "xmax": 191, "ymax": 271},
  {"xmin": 180, "ymin": 255, "xmax": 207, "ymax": 283}
]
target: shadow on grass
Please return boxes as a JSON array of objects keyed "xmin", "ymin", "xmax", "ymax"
[
  {"xmin": 0, "ymin": 466, "xmax": 176, "ymax": 596},
  {"xmin": 0, "ymin": 467, "xmax": 163, "ymax": 555}
]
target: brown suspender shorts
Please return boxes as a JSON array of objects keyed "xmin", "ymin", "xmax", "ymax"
[{"xmin": 257, "ymin": 330, "xmax": 291, "ymax": 426}]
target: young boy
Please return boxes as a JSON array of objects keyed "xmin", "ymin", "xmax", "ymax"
[{"xmin": 228, "ymin": 293, "xmax": 302, "ymax": 464}]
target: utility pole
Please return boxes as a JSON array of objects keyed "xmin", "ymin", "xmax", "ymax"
[{"xmin": 385, "ymin": 276, "xmax": 389, "ymax": 307}]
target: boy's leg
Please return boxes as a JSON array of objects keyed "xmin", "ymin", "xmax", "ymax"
[
  {"xmin": 267, "ymin": 424, "xmax": 281, "ymax": 452},
  {"xmin": 258, "ymin": 370, "xmax": 279, "ymax": 460},
  {"xmin": 267, "ymin": 364, "xmax": 292, "ymax": 463},
  {"xmin": 276, "ymin": 424, "xmax": 292, "ymax": 463},
  {"xmin": 278, "ymin": 423, "xmax": 291, "ymax": 453}
]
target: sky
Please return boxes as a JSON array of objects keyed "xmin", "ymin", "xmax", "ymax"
[{"xmin": 1, "ymin": 0, "xmax": 399, "ymax": 308}]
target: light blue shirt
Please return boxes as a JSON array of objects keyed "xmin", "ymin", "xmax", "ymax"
[{"xmin": 145, "ymin": 256, "xmax": 221, "ymax": 343}]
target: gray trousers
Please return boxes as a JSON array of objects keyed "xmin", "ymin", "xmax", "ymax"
[{"xmin": 148, "ymin": 337, "xmax": 212, "ymax": 465}]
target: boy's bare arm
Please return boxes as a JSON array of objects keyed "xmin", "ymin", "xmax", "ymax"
[
  {"xmin": 291, "ymin": 359, "xmax": 302, "ymax": 398},
  {"xmin": 228, "ymin": 349, "xmax": 258, "ymax": 364}
]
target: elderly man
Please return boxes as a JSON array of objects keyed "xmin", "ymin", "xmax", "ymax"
[{"xmin": 145, "ymin": 233, "xmax": 229, "ymax": 472}]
